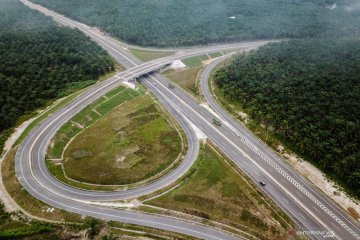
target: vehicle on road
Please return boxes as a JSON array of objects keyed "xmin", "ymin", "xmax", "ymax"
[
  {"xmin": 213, "ymin": 117, "xmax": 221, "ymax": 126},
  {"xmin": 260, "ymin": 181, "xmax": 266, "ymax": 186},
  {"xmin": 168, "ymin": 83, "xmax": 175, "ymax": 89}
]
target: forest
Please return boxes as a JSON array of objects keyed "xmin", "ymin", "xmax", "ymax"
[
  {"xmin": 0, "ymin": 0, "xmax": 114, "ymax": 152},
  {"xmin": 32, "ymin": 0, "xmax": 360, "ymax": 47},
  {"xmin": 214, "ymin": 39, "xmax": 360, "ymax": 197}
]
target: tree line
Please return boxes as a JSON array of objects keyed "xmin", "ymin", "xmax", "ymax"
[
  {"xmin": 32, "ymin": 0, "xmax": 360, "ymax": 47},
  {"xmin": 214, "ymin": 39, "xmax": 360, "ymax": 198},
  {"xmin": 0, "ymin": 0, "xmax": 114, "ymax": 152}
]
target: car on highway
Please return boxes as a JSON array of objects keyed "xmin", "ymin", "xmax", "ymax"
[
  {"xmin": 168, "ymin": 83, "xmax": 175, "ymax": 89},
  {"xmin": 259, "ymin": 181, "xmax": 266, "ymax": 186},
  {"xmin": 213, "ymin": 117, "xmax": 221, "ymax": 126}
]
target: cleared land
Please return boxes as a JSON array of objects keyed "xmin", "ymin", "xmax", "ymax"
[
  {"xmin": 130, "ymin": 48, "xmax": 174, "ymax": 62},
  {"xmin": 47, "ymin": 85, "xmax": 183, "ymax": 186},
  {"xmin": 147, "ymin": 144, "xmax": 293, "ymax": 240}
]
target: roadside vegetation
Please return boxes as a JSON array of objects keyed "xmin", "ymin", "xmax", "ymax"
[
  {"xmin": 0, "ymin": 0, "xmax": 116, "ymax": 154},
  {"xmin": 0, "ymin": 202, "xmax": 55, "ymax": 240},
  {"xmin": 147, "ymin": 144, "xmax": 293, "ymax": 240},
  {"xmin": 0, "ymin": 200, "xmax": 89, "ymax": 240},
  {"xmin": 47, "ymin": 85, "xmax": 183, "ymax": 186},
  {"xmin": 2, "ymin": 149, "xmax": 83, "ymax": 223},
  {"xmin": 0, "ymin": 205, "xmax": 190, "ymax": 240},
  {"xmin": 214, "ymin": 39, "xmax": 360, "ymax": 199},
  {"xmin": 32, "ymin": 0, "xmax": 360, "ymax": 47}
]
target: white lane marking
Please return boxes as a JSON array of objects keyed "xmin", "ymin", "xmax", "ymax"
[
  {"xmin": 332, "ymin": 222, "xmax": 342, "ymax": 232},
  {"xmin": 279, "ymin": 178, "xmax": 287, "ymax": 184},
  {"xmin": 296, "ymin": 191, "xmax": 304, "ymax": 199},
  {"xmin": 281, "ymin": 197, "xmax": 289, "ymax": 204},
  {"xmin": 313, "ymin": 206, "xmax": 322, "ymax": 214}
]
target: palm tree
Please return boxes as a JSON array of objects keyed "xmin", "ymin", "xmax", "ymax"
[
  {"xmin": 86, "ymin": 218, "xmax": 101, "ymax": 240},
  {"xmin": 101, "ymin": 234, "xmax": 118, "ymax": 240}
]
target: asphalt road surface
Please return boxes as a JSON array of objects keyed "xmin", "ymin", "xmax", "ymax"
[{"xmin": 15, "ymin": 1, "xmax": 360, "ymax": 239}]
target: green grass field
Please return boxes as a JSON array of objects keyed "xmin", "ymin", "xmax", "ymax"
[
  {"xmin": 63, "ymin": 95, "xmax": 182, "ymax": 185},
  {"xmin": 208, "ymin": 52, "xmax": 223, "ymax": 59},
  {"xmin": 47, "ymin": 86, "xmax": 138, "ymax": 159},
  {"xmin": 164, "ymin": 66, "xmax": 202, "ymax": 96},
  {"xmin": 130, "ymin": 48, "xmax": 174, "ymax": 62},
  {"xmin": 47, "ymin": 86, "xmax": 183, "ymax": 186},
  {"xmin": 182, "ymin": 55, "xmax": 209, "ymax": 68},
  {"xmin": 148, "ymin": 144, "xmax": 293, "ymax": 240}
]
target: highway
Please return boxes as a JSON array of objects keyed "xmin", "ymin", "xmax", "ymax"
[
  {"xmin": 15, "ymin": 0, "xmax": 360, "ymax": 239},
  {"xmin": 14, "ymin": 1, "xmax": 266, "ymax": 239}
]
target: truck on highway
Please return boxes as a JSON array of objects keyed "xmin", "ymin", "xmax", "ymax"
[{"xmin": 213, "ymin": 117, "xmax": 221, "ymax": 126}]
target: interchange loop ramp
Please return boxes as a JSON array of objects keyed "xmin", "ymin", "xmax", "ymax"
[{"xmin": 16, "ymin": 1, "xmax": 360, "ymax": 239}]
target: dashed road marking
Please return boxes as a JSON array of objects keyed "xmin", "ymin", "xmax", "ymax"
[{"xmin": 237, "ymin": 127, "xmax": 360, "ymax": 239}]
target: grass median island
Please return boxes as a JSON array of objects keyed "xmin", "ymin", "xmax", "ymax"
[
  {"xmin": 47, "ymin": 85, "xmax": 183, "ymax": 186},
  {"xmin": 129, "ymin": 48, "xmax": 174, "ymax": 62},
  {"xmin": 164, "ymin": 66, "xmax": 203, "ymax": 97},
  {"xmin": 208, "ymin": 52, "xmax": 223, "ymax": 59},
  {"xmin": 47, "ymin": 86, "xmax": 134, "ymax": 159},
  {"xmin": 164, "ymin": 52, "xmax": 223, "ymax": 98},
  {"xmin": 147, "ymin": 144, "xmax": 292, "ymax": 240},
  {"xmin": 182, "ymin": 54, "xmax": 209, "ymax": 68}
]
